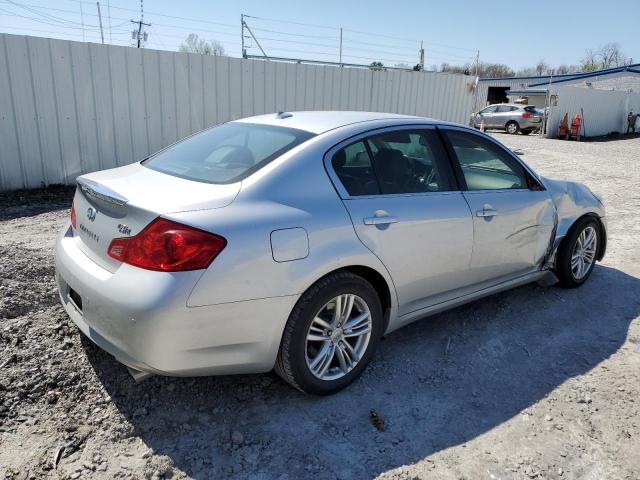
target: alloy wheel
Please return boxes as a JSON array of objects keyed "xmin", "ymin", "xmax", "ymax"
[
  {"xmin": 571, "ymin": 226, "xmax": 597, "ymax": 280},
  {"xmin": 305, "ymin": 294, "xmax": 372, "ymax": 381}
]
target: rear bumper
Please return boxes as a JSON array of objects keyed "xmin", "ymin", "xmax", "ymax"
[{"xmin": 55, "ymin": 224, "xmax": 298, "ymax": 376}]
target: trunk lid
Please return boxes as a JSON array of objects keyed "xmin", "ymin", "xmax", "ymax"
[{"xmin": 72, "ymin": 162, "xmax": 239, "ymax": 272}]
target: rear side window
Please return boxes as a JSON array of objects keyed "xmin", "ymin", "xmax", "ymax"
[
  {"xmin": 332, "ymin": 141, "xmax": 380, "ymax": 196},
  {"xmin": 331, "ymin": 129, "xmax": 454, "ymax": 196},
  {"xmin": 144, "ymin": 123, "xmax": 314, "ymax": 184}
]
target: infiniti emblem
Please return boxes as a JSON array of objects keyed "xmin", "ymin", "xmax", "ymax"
[{"xmin": 86, "ymin": 207, "xmax": 97, "ymax": 222}]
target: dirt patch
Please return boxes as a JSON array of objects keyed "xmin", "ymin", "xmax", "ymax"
[{"xmin": 1, "ymin": 136, "xmax": 639, "ymax": 480}]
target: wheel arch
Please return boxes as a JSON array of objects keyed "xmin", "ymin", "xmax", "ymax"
[
  {"xmin": 300, "ymin": 265, "xmax": 394, "ymax": 334},
  {"xmin": 555, "ymin": 213, "xmax": 606, "ymax": 264}
]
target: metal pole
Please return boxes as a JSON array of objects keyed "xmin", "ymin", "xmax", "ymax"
[
  {"xmin": 107, "ymin": 0, "xmax": 112, "ymax": 43},
  {"xmin": 339, "ymin": 28, "xmax": 343, "ymax": 66},
  {"xmin": 79, "ymin": 1, "xmax": 85, "ymax": 41},
  {"xmin": 96, "ymin": 2, "xmax": 105, "ymax": 44},
  {"xmin": 241, "ymin": 14, "xmax": 245, "ymax": 58},
  {"xmin": 474, "ymin": 50, "xmax": 479, "ymax": 76},
  {"xmin": 244, "ymin": 20, "xmax": 268, "ymax": 59}
]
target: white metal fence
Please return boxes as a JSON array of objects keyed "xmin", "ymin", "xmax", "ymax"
[
  {"xmin": 546, "ymin": 85, "xmax": 640, "ymax": 138},
  {"xmin": 0, "ymin": 33, "xmax": 477, "ymax": 191}
]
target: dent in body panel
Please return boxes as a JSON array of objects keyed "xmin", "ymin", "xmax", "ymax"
[{"xmin": 540, "ymin": 177, "xmax": 605, "ymax": 264}]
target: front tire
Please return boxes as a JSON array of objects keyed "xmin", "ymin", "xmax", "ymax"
[
  {"xmin": 555, "ymin": 218, "xmax": 599, "ymax": 288},
  {"xmin": 275, "ymin": 271, "xmax": 383, "ymax": 395},
  {"xmin": 506, "ymin": 121, "xmax": 520, "ymax": 134}
]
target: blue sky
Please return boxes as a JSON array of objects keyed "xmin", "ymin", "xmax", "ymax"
[{"xmin": 1, "ymin": 0, "xmax": 637, "ymax": 71}]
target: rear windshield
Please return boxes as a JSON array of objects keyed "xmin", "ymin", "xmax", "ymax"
[
  {"xmin": 143, "ymin": 122, "xmax": 315, "ymax": 184},
  {"xmin": 523, "ymin": 106, "xmax": 537, "ymax": 113}
]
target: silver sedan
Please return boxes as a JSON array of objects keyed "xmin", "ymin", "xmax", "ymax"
[{"xmin": 55, "ymin": 111, "xmax": 606, "ymax": 394}]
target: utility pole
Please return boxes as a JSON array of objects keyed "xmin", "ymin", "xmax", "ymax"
[
  {"xmin": 107, "ymin": 0, "xmax": 112, "ymax": 44},
  {"xmin": 79, "ymin": 1, "xmax": 85, "ymax": 41},
  {"xmin": 419, "ymin": 41, "xmax": 424, "ymax": 71},
  {"xmin": 131, "ymin": 0, "xmax": 150, "ymax": 48},
  {"xmin": 96, "ymin": 2, "xmax": 105, "ymax": 44},
  {"xmin": 474, "ymin": 50, "xmax": 480, "ymax": 76},
  {"xmin": 241, "ymin": 15, "xmax": 268, "ymax": 59},
  {"xmin": 241, "ymin": 14, "xmax": 245, "ymax": 58},
  {"xmin": 339, "ymin": 28, "xmax": 343, "ymax": 66}
]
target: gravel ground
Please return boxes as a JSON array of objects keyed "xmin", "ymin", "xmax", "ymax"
[{"xmin": 1, "ymin": 133, "xmax": 639, "ymax": 480}]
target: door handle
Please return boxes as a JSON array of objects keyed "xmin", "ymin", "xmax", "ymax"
[
  {"xmin": 476, "ymin": 208, "xmax": 498, "ymax": 218},
  {"xmin": 363, "ymin": 215, "xmax": 399, "ymax": 225}
]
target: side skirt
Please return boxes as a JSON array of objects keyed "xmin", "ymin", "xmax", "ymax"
[{"xmin": 387, "ymin": 270, "xmax": 556, "ymax": 333}]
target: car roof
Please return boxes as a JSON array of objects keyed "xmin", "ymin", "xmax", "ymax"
[
  {"xmin": 233, "ymin": 111, "xmax": 434, "ymax": 134},
  {"xmin": 486, "ymin": 103, "xmax": 525, "ymax": 108}
]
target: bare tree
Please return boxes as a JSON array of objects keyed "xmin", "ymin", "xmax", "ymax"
[
  {"xmin": 441, "ymin": 62, "xmax": 513, "ymax": 78},
  {"xmin": 179, "ymin": 34, "xmax": 226, "ymax": 56},
  {"xmin": 598, "ymin": 43, "xmax": 625, "ymax": 68},
  {"xmin": 581, "ymin": 49, "xmax": 599, "ymax": 72},
  {"xmin": 535, "ymin": 60, "xmax": 549, "ymax": 76}
]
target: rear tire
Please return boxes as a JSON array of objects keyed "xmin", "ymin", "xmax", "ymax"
[
  {"xmin": 555, "ymin": 217, "xmax": 599, "ymax": 288},
  {"xmin": 506, "ymin": 121, "xmax": 520, "ymax": 134},
  {"xmin": 275, "ymin": 271, "xmax": 383, "ymax": 395}
]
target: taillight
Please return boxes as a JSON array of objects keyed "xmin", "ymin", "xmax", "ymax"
[
  {"xmin": 522, "ymin": 112, "xmax": 532, "ymax": 118},
  {"xmin": 108, "ymin": 218, "xmax": 226, "ymax": 272},
  {"xmin": 70, "ymin": 200, "xmax": 76, "ymax": 229}
]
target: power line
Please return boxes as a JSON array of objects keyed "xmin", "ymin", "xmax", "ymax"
[{"xmin": 243, "ymin": 14, "xmax": 339, "ymax": 31}]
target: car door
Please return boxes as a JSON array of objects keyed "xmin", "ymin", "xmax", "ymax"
[
  {"xmin": 325, "ymin": 126, "xmax": 474, "ymax": 317},
  {"xmin": 475, "ymin": 105, "xmax": 498, "ymax": 128},
  {"xmin": 440, "ymin": 127, "xmax": 556, "ymax": 284},
  {"xmin": 494, "ymin": 104, "xmax": 516, "ymax": 128}
]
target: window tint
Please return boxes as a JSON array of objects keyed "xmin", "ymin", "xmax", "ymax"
[
  {"xmin": 445, "ymin": 130, "xmax": 527, "ymax": 190},
  {"xmin": 480, "ymin": 106, "xmax": 497, "ymax": 114},
  {"xmin": 332, "ymin": 130, "xmax": 453, "ymax": 196},
  {"xmin": 496, "ymin": 105, "xmax": 512, "ymax": 113},
  {"xmin": 144, "ymin": 123, "xmax": 314, "ymax": 184},
  {"xmin": 332, "ymin": 141, "xmax": 380, "ymax": 196},
  {"xmin": 368, "ymin": 130, "xmax": 452, "ymax": 194}
]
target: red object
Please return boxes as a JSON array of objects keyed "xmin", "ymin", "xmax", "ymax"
[
  {"xmin": 479, "ymin": 119, "xmax": 485, "ymax": 132},
  {"xmin": 570, "ymin": 113, "xmax": 581, "ymax": 136},
  {"xmin": 522, "ymin": 112, "xmax": 532, "ymax": 119},
  {"xmin": 70, "ymin": 200, "xmax": 76, "ymax": 229},
  {"xmin": 559, "ymin": 113, "xmax": 569, "ymax": 138},
  {"xmin": 108, "ymin": 218, "xmax": 226, "ymax": 272}
]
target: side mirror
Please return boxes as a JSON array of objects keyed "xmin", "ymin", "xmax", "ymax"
[{"xmin": 512, "ymin": 148, "xmax": 524, "ymax": 156}]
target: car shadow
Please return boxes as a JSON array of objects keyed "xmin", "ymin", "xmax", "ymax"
[
  {"xmin": 0, "ymin": 185, "xmax": 74, "ymax": 221},
  {"xmin": 83, "ymin": 264, "xmax": 639, "ymax": 479}
]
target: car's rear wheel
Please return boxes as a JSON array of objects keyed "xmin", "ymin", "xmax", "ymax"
[
  {"xmin": 275, "ymin": 271, "xmax": 383, "ymax": 395},
  {"xmin": 556, "ymin": 218, "xmax": 599, "ymax": 288},
  {"xmin": 506, "ymin": 121, "xmax": 520, "ymax": 134}
]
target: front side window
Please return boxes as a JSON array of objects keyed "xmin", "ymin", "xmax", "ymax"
[
  {"xmin": 331, "ymin": 129, "xmax": 453, "ymax": 196},
  {"xmin": 144, "ymin": 123, "xmax": 314, "ymax": 184},
  {"xmin": 480, "ymin": 106, "xmax": 498, "ymax": 114},
  {"xmin": 444, "ymin": 130, "xmax": 527, "ymax": 190}
]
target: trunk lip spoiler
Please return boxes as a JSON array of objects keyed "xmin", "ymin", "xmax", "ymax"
[{"xmin": 76, "ymin": 177, "xmax": 129, "ymax": 207}]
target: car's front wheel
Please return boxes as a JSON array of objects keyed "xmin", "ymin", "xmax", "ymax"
[
  {"xmin": 275, "ymin": 271, "xmax": 383, "ymax": 395},
  {"xmin": 556, "ymin": 218, "xmax": 599, "ymax": 288}
]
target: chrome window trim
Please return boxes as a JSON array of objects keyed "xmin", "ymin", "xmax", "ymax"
[
  {"xmin": 437, "ymin": 124, "xmax": 546, "ymax": 191},
  {"xmin": 323, "ymin": 124, "xmax": 458, "ymax": 200}
]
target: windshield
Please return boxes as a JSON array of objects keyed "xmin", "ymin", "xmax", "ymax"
[{"xmin": 143, "ymin": 122, "xmax": 315, "ymax": 184}]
